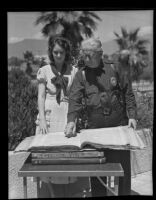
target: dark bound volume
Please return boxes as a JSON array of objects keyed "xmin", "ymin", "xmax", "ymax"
[
  {"xmin": 31, "ymin": 157, "xmax": 106, "ymax": 165},
  {"xmin": 31, "ymin": 151, "xmax": 104, "ymax": 159}
]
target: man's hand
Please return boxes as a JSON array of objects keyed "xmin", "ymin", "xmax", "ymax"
[
  {"xmin": 64, "ymin": 122, "xmax": 77, "ymax": 138},
  {"xmin": 128, "ymin": 119, "xmax": 137, "ymax": 130}
]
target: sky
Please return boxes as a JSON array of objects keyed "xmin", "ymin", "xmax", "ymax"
[{"xmin": 7, "ymin": 10, "xmax": 153, "ymax": 44}]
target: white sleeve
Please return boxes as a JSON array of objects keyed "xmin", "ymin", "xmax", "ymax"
[{"xmin": 36, "ymin": 67, "xmax": 46, "ymax": 84}]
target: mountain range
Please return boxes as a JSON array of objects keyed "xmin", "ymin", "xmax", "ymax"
[{"xmin": 8, "ymin": 34, "xmax": 153, "ymax": 59}]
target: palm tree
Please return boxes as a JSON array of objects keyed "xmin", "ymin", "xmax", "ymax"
[
  {"xmin": 114, "ymin": 27, "xmax": 149, "ymax": 81},
  {"xmin": 35, "ymin": 11, "xmax": 101, "ymax": 58}
]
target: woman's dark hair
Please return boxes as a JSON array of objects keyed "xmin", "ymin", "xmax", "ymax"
[{"xmin": 48, "ymin": 35, "xmax": 72, "ymax": 65}]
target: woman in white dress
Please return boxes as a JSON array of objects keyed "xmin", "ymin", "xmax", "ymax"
[{"xmin": 35, "ymin": 35, "xmax": 90, "ymax": 197}]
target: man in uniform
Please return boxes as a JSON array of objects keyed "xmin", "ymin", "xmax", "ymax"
[{"xmin": 64, "ymin": 38, "xmax": 137, "ymax": 196}]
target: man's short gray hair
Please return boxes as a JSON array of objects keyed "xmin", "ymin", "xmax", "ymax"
[{"xmin": 81, "ymin": 38, "xmax": 103, "ymax": 52}]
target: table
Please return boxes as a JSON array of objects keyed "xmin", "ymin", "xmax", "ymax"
[{"xmin": 18, "ymin": 156, "xmax": 124, "ymax": 198}]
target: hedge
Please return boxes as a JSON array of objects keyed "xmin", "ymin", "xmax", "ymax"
[
  {"xmin": 8, "ymin": 68, "xmax": 38, "ymax": 150},
  {"xmin": 135, "ymin": 91, "xmax": 153, "ymax": 129}
]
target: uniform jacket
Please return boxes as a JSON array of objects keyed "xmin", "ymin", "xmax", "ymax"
[{"xmin": 67, "ymin": 60, "xmax": 137, "ymax": 125}]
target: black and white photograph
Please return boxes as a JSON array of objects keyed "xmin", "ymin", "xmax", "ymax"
[{"xmin": 8, "ymin": 10, "xmax": 153, "ymax": 198}]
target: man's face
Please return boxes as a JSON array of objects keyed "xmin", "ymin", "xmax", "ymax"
[{"xmin": 81, "ymin": 50, "xmax": 102, "ymax": 68}]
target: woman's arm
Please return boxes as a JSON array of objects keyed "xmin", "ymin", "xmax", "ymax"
[{"xmin": 38, "ymin": 82, "xmax": 48, "ymax": 134}]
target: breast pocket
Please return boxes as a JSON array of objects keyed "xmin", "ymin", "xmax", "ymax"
[
  {"xmin": 86, "ymin": 86, "xmax": 101, "ymax": 107},
  {"xmin": 100, "ymin": 91, "xmax": 110, "ymax": 105}
]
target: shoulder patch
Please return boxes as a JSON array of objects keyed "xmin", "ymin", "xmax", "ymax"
[{"xmin": 110, "ymin": 76, "xmax": 117, "ymax": 87}]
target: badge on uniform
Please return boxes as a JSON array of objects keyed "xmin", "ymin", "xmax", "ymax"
[
  {"xmin": 103, "ymin": 107, "xmax": 111, "ymax": 115},
  {"xmin": 110, "ymin": 77, "xmax": 117, "ymax": 87}
]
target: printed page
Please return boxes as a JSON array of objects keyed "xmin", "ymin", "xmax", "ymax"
[
  {"xmin": 14, "ymin": 136, "xmax": 35, "ymax": 152},
  {"xmin": 28, "ymin": 132, "xmax": 81, "ymax": 151},
  {"xmin": 123, "ymin": 127, "xmax": 146, "ymax": 149},
  {"xmin": 80, "ymin": 126, "xmax": 127, "ymax": 147},
  {"xmin": 79, "ymin": 126, "xmax": 145, "ymax": 150}
]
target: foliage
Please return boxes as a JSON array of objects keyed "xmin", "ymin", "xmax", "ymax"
[
  {"xmin": 139, "ymin": 67, "xmax": 153, "ymax": 82},
  {"xmin": 35, "ymin": 11, "xmax": 101, "ymax": 58},
  {"xmin": 8, "ymin": 56, "xmax": 24, "ymax": 67},
  {"xmin": 23, "ymin": 51, "xmax": 34, "ymax": 62},
  {"xmin": 114, "ymin": 27, "xmax": 149, "ymax": 81},
  {"xmin": 110, "ymin": 54, "xmax": 153, "ymax": 82},
  {"xmin": 25, "ymin": 62, "xmax": 33, "ymax": 76},
  {"xmin": 23, "ymin": 51, "xmax": 35, "ymax": 76},
  {"xmin": 139, "ymin": 57, "xmax": 153, "ymax": 82},
  {"xmin": 8, "ymin": 68, "xmax": 38, "ymax": 150},
  {"xmin": 134, "ymin": 91, "xmax": 153, "ymax": 129}
]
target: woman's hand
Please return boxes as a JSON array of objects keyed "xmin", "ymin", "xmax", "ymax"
[
  {"xmin": 37, "ymin": 82, "xmax": 48, "ymax": 135},
  {"xmin": 39, "ymin": 118, "xmax": 48, "ymax": 134},
  {"xmin": 128, "ymin": 119, "xmax": 137, "ymax": 130},
  {"xmin": 64, "ymin": 122, "xmax": 77, "ymax": 138}
]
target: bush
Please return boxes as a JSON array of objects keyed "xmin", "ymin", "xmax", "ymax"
[
  {"xmin": 8, "ymin": 56, "xmax": 24, "ymax": 67},
  {"xmin": 139, "ymin": 67, "xmax": 153, "ymax": 82},
  {"xmin": 135, "ymin": 91, "xmax": 153, "ymax": 129},
  {"xmin": 8, "ymin": 68, "xmax": 38, "ymax": 150}
]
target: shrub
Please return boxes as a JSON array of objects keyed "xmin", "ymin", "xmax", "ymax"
[
  {"xmin": 135, "ymin": 91, "xmax": 153, "ymax": 129},
  {"xmin": 8, "ymin": 56, "xmax": 24, "ymax": 67},
  {"xmin": 8, "ymin": 68, "xmax": 38, "ymax": 150}
]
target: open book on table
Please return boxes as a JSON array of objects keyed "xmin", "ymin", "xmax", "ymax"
[{"xmin": 14, "ymin": 126, "xmax": 146, "ymax": 152}]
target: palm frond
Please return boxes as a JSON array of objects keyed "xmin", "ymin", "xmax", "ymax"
[
  {"xmin": 115, "ymin": 39, "xmax": 123, "ymax": 50},
  {"xmin": 129, "ymin": 27, "xmax": 140, "ymax": 42},
  {"xmin": 114, "ymin": 31, "xmax": 120, "ymax": 38},
  {"xmin": 137, "ymin": 39, "xmax": 150, "ymax": 47},
  {"xmin": 57, "ymin": 12, "xmax": 77, "ymax": 23},
  {"xmin": 35, "ymin": 11, "xmax": 101, "ymax": 53},
  {"xmin": 35, "ymin": 12, "xmax": 58, "ymax": 25},
  {"xmin": 72, "ymin": 23, "xmax": 84, "ymax": 43},
  {"xmin": 61, "ymin": 22, "xmax": 83, "ymax": 46},
  {"xmin": 138, "ymin": 49, "xmax": 149, "ymax": 55},
  {"xmin": 83, "ymin": 11, "xmax": 102, "ymax": 21},
  {"xmin": 79, "ymin": 16, "xmax": 97, "ymax": 30},
  {"xmin": 60, "ymin": 19, "xmax": 71, "ymax": 33},
  {"xmin": 84, "ymin": 26, "xmax": 93, "ymax": 38},
  {"xmin": 115, "ymin": 38, "xmax": 129, "ymax": 50},
  {"xmin": 41, "ymin": 21, "xmax": 60, "ymax": 37},
  {"xmin": 121, "ymin": 26, "xmax": 128, "ymax": 38}
]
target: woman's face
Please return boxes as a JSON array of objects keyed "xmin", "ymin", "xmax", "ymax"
[{"xmin": 52, "ymin": 43, "xmax": 66, "ymax": 65}]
